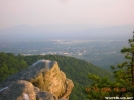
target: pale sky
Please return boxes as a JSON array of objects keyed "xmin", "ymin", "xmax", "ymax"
[{"xmin": 0, "ymin": 0, "xmax": 134, "ymax": 29}]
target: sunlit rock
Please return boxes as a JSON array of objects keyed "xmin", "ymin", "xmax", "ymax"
[{"xmin": 1, "ymin": 59, "xmax": 74, "ymax": 100}]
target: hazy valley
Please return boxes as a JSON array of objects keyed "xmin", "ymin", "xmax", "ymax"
[
  {"xmin": 0, "ymin": 24, "xmax": 133, "ymax": 70},
  {"xmin": 0, "ymin": 25, "xmax": 134, "ymax": 99},
  {"xmin": 0, "ymin": 39, "xmax": 129, "ymax": 70}
]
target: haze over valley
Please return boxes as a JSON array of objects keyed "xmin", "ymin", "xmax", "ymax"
[
  {"xmin": 0, "ymin": 24, "xmax": 132, "ymax": 70},
  {"xmin": 0, "ymin": 0, "xmax": 134, "ymax": 70}
]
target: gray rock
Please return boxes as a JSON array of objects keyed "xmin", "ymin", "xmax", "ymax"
[
  {"xmin": 37, "ymin": 92, "xmax": 58, "ymax": 100},
  {"xmin": 1, "ymin": 59, "xmax": 74, "ymax": 100},
  {"xmin": 0, "ymin": 80, "xmax": 37, "ymax": 100}
]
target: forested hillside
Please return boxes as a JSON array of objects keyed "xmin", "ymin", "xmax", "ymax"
[
  {"xmin": 0, "ymin": 52, "xmax": 27, "ymax": 83},
  {"xmin": 0, "ymin": 52, "xmax": 113, "ymax": 99}
]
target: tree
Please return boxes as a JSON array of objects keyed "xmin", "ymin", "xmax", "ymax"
[
  {"xmin": 85, "ymin": 32, "xmax": 134, "ymax": 99},
  {"xmin": 120, "ymin": 32, "xmax": 134, "ymax": 86},
  {"xmin": 113, "ymin": 31, "xmax": 134, "ymax": 96}
]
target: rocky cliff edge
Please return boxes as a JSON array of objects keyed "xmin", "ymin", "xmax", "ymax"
[{"xmin": 0, "ymin": 59, "xmax": 74, "ymax": 100}]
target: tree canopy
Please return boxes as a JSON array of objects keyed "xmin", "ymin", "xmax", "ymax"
[{"xmin": 0, "ymin": 52, "xmax": 113, "ymax": 100}]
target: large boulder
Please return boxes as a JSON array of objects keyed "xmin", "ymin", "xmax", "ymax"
[
  {"xmin": 0, "ymin": 80, "xmax": 37, "ymax": 100},
  {"xmin": 1, "ymin": 60, "xmax": 74, "ymax": 100},
  {"xmin": 0, "ymin": 80, "xmax": 58, "ymax": 100}
]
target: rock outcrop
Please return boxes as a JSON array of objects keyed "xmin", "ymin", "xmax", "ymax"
[{"xmin": 0, "ymin": 60, "xmax": 74, "ymax": 100}]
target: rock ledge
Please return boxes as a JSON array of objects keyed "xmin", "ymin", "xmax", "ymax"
[{"xmin": 0, "ymin": 59, "xmax": 74, "ymax": 100}]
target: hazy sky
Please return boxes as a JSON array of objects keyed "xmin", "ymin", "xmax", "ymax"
[{"xmin": 0, "ymin": 0, "xmax": 134, "ymax": 29}]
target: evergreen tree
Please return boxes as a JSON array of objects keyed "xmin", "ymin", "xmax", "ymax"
[
  {"xmin": 85, "ymin": 32, "xmax": 134, "ymax": 99},
  {"xmin": 113, "ymin": 31, "xmax": 134, "ymax": 96}
]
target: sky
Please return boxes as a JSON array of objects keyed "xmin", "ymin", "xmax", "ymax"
[{"xmin": 0, "ymin": 0, "xmax": 134, "ymax": 29}]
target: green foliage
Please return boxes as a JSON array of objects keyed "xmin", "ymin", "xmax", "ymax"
[
  {"xmin": 88, "ymin": 73, "xmax": 100, "ymax": 82},
  {"xmin": 0, "ymin": 52, "xmax": 113, "ymax": 100},
  {"xmin": 85, "ymin": 33, "xmax": 134, "ymax": 99},
  {"xmin": 85, "ymin": 73, "xmax": 114, "ymax": 100},
  {"xmin": 22, "ymin": 54, "xmax": 113, "ymax": 100},
  {"xmin": 121, "ymin": 47, "xmax": 131, "ymax": 53},
  {"xmin": 0, "ymin": 52, "xmax": 27, "ymax": 82}
]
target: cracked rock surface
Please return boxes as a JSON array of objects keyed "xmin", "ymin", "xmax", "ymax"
[{"xmin": 0, "ymin": 60, "xmax": 74, "ymax": 100}]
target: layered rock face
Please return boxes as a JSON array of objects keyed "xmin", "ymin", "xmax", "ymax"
[{"xmin": 0, "ymin": 60, "xmax": 74, "ymax": 100}]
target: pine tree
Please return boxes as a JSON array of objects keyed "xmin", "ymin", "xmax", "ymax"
[
  {"xmin": 112, "ymin": 31, "xmax": 134, "ymax": 96},
  {"xmin": 121, "ymin": 31, "xmax": 134, "ymax": 86},
  {"xmin": 85, "ymin": 32, "xmax": 134, "ymax": 99}
]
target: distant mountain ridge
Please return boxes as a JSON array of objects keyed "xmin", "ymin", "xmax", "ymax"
[{"xmin": 0, "ymin": 24, "xmax": 133, "ymax": 41}]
